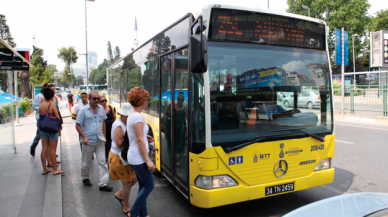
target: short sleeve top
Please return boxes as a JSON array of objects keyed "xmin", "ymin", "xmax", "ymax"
[
  {"xmin": 110, "ymin": 118, "xmax": 126, "ymax": 155},
  {"xmin": 126, "ymin": 113, "xmax": 149, "ymax": 165}
]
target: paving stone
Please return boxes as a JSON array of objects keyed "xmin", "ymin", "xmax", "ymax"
[
  {"xmin": 0, "ymin": 195, "xmax": 24, "ymax": 212},
  {"xmin": 0, "ymin": 184, "xmax": 28, "ymax": 199},
  {"xmin": 0, "ymin": 209, "xmax": 19, "ymax": 217}
]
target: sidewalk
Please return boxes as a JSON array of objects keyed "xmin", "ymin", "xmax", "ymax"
[
  {"xmin": 334, "ymin": 108, "xmax": 388, "ymax": 124},
  {"xmin": 0, "ymin": 100, "xmax": 69, "ymax": 217}
]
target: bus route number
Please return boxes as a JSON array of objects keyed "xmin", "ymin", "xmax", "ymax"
[{"xmin": 311, "ymin": 144, "xmax": 324, "ymax": 151}]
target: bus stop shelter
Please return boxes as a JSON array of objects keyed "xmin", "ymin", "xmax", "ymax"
[{"xmin": 0, "ymin": 38, "xmax": 32, "ymax": 152}]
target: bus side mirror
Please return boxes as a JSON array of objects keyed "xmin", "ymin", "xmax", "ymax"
[
  {"xmin": 190, "ymin": 15, "xmax": 207, "ymax": 73},
  {"xmin": 190, "ymin": 34, "xmax": 207, "ymax": 73}
]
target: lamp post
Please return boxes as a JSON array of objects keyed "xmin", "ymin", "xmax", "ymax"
[
  {"xmin": 302, "ymin": 4, "xmax": 310, "ymax": 17},
  {"xmin": 352, "ymin": 34, "xmax": 359, "ymax": 86},
  {"xmin": 85, "ymin": 0, "xmax": 94, "ymax": 93}
]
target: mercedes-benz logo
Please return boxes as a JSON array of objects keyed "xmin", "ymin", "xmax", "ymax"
[{"xmin": 273, "ymin": 159, "xmax": 288, "ymax": 178}]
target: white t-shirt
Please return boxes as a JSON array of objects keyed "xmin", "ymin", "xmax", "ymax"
[
  {"xmin": 110, "ymin": 118, "xmax": 126, "ymax": 155},
  {"xmin": 126, "ymin": 113, "xmax": 149, "ymax": 165},
  {"xmin": 74, "ymin": 102, "xmax": 87, "ymax": 115}
]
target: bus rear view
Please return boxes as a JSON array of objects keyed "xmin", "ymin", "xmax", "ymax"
[{"xmin": 190, "ymin": 5, "xmax": 334, "ymax": 208}]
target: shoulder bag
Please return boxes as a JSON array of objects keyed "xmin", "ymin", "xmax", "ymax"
[{"xmin": 39, "ymin": 103, "xmax": 62, "ymax": 133}]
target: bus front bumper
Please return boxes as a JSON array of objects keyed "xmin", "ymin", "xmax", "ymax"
[{"xmin": 189, "ymin": 168, "xmax": 334, "ymax": 208}]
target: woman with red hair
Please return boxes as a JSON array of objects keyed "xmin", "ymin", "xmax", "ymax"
[{"xmin": 125, "ymin": 87, "xmax": 155, "ymax": 217}]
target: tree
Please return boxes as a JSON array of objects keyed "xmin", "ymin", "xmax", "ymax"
[
  {"xmin": 371, "ymin": 9, "xmax": 388, "ymax": 31},
  {"xmin": 29, "ymin": 46, "xmax": 53, "ymax": 85},
  {"xmin": 0, "ymin": 14, "xmax": 16, "ymax": 47},
  {"xmin": 58, "ymin": 47, "xmax": 78, "ymax": 86},
  {"xmin": 107, "ymin": 41, "xmax": 114, "ymax": 62},
  {"xmin": 287, "ymin": 0, "xmax": 371, "ymax": 72},
  {"xmin": 114, "ymin": 46, "xmax": 121, "ymax": 60}
]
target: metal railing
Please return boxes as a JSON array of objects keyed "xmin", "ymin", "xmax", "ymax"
[{"xmin": 333, "ymin": 84, "xmax": 388, "ymax": 116}]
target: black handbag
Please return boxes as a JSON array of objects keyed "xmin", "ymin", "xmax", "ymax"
[
  {"xmin": 121, "ymin": 131, "xmax": 130, "ymax": 161},
  {"xmin": 39, "ymin": 103, "xmax": 62, "ymax": 133}
]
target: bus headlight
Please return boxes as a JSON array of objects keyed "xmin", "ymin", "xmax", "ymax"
[
  {"xmin": 195, "ymin": 175, "xmax": 238, "ymax": 189},
  {"xmin": 314, "ymin": 158, "xmax": 331, "ymax": 171}
]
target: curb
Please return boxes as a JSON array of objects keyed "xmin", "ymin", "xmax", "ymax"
[
  {"xmin": 335, "ymin": 116, "xmax": 388, "ymax": 124},
  {"xmin": 42, "ymin": 136, "xmax": 63, "ymax": 217}
]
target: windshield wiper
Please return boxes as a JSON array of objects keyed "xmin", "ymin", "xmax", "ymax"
[
  {"xmin": 268, "ymin": 128, "xmax": 325, "ymax": 142},
  {"xmin": 224, "ymin": 131, "xmax": 295, "ymax": 153}
]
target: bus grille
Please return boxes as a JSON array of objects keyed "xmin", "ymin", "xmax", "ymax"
[{"xmin": 233, "ymin": 159, "xmax": 318, "ymax": 185}]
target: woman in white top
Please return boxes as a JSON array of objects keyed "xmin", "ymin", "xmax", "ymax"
[
  {"xmin": 108, "ymin": 103, "xmax": 137, "ymax": 215},
  {"xmin": 126, "ymin": 87, "xmax": 155, "ymax": 217}
]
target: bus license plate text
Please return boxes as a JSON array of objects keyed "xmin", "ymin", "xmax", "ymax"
[{"xmin": 265, "ymin": 183, "xmax": 294, "ymax": 196}]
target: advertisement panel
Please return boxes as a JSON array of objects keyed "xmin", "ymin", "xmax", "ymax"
[
  {"xmin": 236, "ymin": 67, "xmax": 282, "ymax": 89},
  {"xmin": 370, "ymin": 30, "xmax": 388, "ymax": 68}
]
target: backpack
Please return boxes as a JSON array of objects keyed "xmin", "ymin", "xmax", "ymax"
[{"xmin": 121, "ymin": 131, "xmax": 130, "ymax": 162}]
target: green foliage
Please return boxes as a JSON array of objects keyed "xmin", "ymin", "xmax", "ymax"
[
  {"xmin": 47, "ymin": 64, "xmax": 58, "ymax": 74},
  {"xmin": 287, "ymin": 0, "xmax": 371, "ymax": 70},
  {"xmin": 107, "ymin": 41, "xmax": 114, "ymax": 62},
  {"xmin": 29, "ymin": 46, "xmax": 54, "ymax": 85},
  {"xmin": 2, "ymin": 104, "xmax": 12, "ymax": 117},
  {"xmin": 89, "ymin": 61, "xmax": 112, "ymax": 85},
  {"xmin": 0, "ymin": 14, "xmax": 16, "ymax": 47},
  {"xmin": 58, "ymin": 47, "xmax": 78, "ymax": 67},
  {"xmin": 19, "ymin": 98, "xmax": 32, "ymax": 113},
  {"xmin": 114, "ymin": 46, "xmax": 121, "ymax": 60},
  {"xmin": 370, "ymin": 9, "xmax": 388, "ymax": 31},
  {"xmin": 0, "ymin": 108, "xmax": 7, "ymax": 119}
]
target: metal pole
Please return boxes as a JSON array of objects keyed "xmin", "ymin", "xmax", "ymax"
[
  {"xmin": 268, "ymin": 0, "xmax": 269, "ymax": 9},
  {"xmin": 341, "ymin": 27, "xmax": 345, "ymax": 114},
  {"xmin": 353, "ymin": 35, "xmax": 355, "ymax": 86},
  {"xmin": 308, "ymin": 9, "xmax": 310, "ymax": 17},
  {"xmin": 70, "ymin": 48, "xmax": 73, "ymax": 91},
  {"xmin": 14, "ymin": 71, "xmax": 20, "ymax": 125},
  {"xmin": 85, "ymin": 0, "xmax": 89, "ymax": 93}
]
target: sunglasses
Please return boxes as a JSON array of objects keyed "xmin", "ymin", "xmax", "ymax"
[
  {"xmin": 100, "ymin": 99, "xmax": 107, "ymax": 103},
  {"xmin": 91, "ymin": 97, "xmax": 100, "ymax": 101}
]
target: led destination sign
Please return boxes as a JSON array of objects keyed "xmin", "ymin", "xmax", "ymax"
[{"xmin": 209, "ymin": 8, "xmax": 326, "ymax": 50}]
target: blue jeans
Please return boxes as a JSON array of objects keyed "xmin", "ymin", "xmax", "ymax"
[
  {"xmin": 30, "ymin": 120, "xmax": 40, "ymax": 150},
  {"xmin": 129, "ymin": 163, "xmax": 155, "ymax": 217}
]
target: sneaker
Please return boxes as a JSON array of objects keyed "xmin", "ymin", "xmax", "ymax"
[
  {"xmin": 99, "ymin": 185, "xmax": 113, "ymax": 192},
  {"xmin": 30, "ymin": 148, "xmax": 35, "ymax": 157},
  {"xmin": 82, "ymin": 179, "xmax": 92, "ymax": 186}
]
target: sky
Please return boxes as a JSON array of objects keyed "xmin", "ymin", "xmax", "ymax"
[{"xmin": 1, "ymin": 0, "xmax": 388, "ymax": 71}]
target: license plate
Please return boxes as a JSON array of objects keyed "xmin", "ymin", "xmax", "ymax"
[{"xmin": 265, "ymin": 183, "xmax": 294, "ymax": 196}]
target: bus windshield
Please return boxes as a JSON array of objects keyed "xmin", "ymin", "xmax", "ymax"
[{"xmin": 208, "ymin": 41, "xmax": 333, "ymax": 150}]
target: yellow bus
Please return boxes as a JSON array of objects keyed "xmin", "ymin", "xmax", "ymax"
[{"xmin": 107, "ymin": 4, "xmax": 334, "ymax": 208}]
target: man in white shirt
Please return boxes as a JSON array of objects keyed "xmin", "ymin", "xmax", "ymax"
[
  {"xmin": 73, "ymin": 92, "xmax": 89, "ymax": 151},
  {"xmin": 30, "ymin": 83, "xmax": 48, "ymax": 157}
]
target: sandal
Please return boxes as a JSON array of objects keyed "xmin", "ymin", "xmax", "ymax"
[
  {"xmin": 123, "ymin": 210, "xmax": 131, "ymax": 216},
  {"xmin": 47, "ymin": 163, "xmax": 59, "ymax": 167},
  {"xmin": 42, "ymin": 169, "xmax": 52, "ymax": 175},
  {"xmin": 115, "ymin": 195, "xmax": 124, "ymax": 207},
  {"xmin": 53, "ymin": 170, "xmax": 65, "ymax": 175}
]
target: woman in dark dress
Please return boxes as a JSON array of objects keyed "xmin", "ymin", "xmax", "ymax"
[{"xmin": 99, "ymin": 95, "xmax": 116, "ymax": 161}]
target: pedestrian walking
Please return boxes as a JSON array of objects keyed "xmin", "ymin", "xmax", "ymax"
[
  {"xmin": 57, "ymin": 94, "xmax": 62, "ymax": 110},
  {"xmin": 67, "ymin": 91, "xmax": 75, "ymax": 113},
  {"xmin": 126, "ymin": 87, "xmax": 155, "ymax": 217},
  {"xmin": 76, "ymin": 91, "xmax": 113, "ymax": 191},
  {"xmin": 39, "ymin": 88, "xmax": 65, "ymax": 175},
  {"xmin": 73, "ymin": 92, "xmax": 89, "ymax": 151},
  {"xmin": 108, "ymin": 102, "xmax": 137, "ymax": 214},
  {"xmin": 99, "ymin": 95, "xmax": 116, "ymax": 161},
  {"xmin": 30, "ymin": 83, "xmax": 48, "ymax": 157}
]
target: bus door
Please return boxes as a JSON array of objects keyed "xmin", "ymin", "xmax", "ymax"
[{"xmin": 160, "ymin": 48, "xmax": 189, "ymax": 197}]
